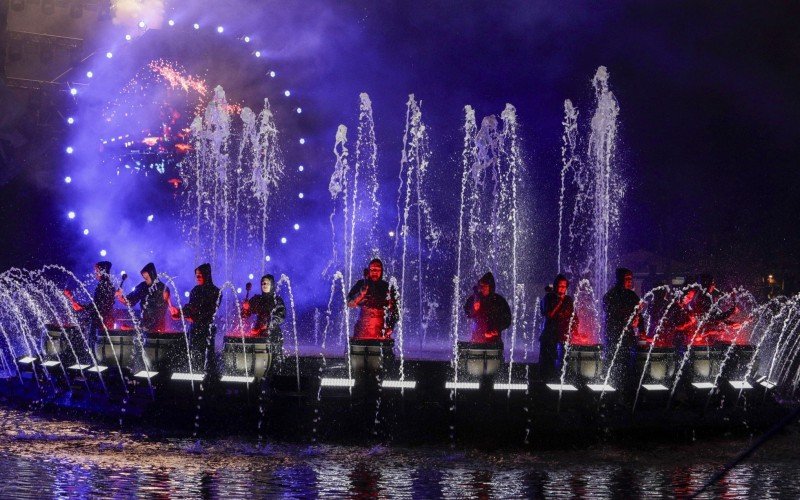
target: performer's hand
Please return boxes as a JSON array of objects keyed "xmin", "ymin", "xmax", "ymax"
[
  {"xmin": 242, "ymin": 301, "xmax": 250, "ymax": 312},
  {"xmin": 485, "ymin": 330, "xmax": 498, "ymax": 340},
  {"xmin": 631, "ymin": 315, "xmax": 640, "ymax": 328},
  {"xmin": 169, "ymin": 306, "xmax": 180, "ymax": 319},
  {"xmin": 62, "ymin": 289, "xmax": 72, "ymax": 299},
  {"xmin": 472, "ymin": 300, "xmax": 480, "ymax": 312}
]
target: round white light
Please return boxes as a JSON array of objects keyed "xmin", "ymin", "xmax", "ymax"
[
  {"xmin": 248, "ymin": 273, "xmax": 254, "ymax": 280},
  {"xmin": 67, "ymin": 211, "xmax": 76, "ymax": 219},
  {"xmin": 106, "ymin": 52, "xmax": 113, "ymax": 59},
  {"xmin": 293, "ymin": 223, "xmax": 300, "ymax": 230},
  {"xmin": 299, "ymin": 138, "xmax": 305, "ymax": 145},
  {"xmin": 70, "ymin": 88, "xmax": 77, "ymax": 96},
  {"xmin": 193, "ymin": 23, "xmax": 200, "ymax": 30},
  {"xmin": 280, "ymin": 237, "xmax": 287, "ymax": 244},
  {"xmin": 67, "ymin": 117, "xmax": 74, "ymax": 124},
  {"xmin": 65, "ymin": 146, "xmax": 74, "ymax": 154},
  {"xmin": 168, "ymin": 19, "xmax": 175, "ymax": 26},
  {"xmin": 100, "ymin": 249, "xmax": 107, "ymax": 257},
  {"xmin": 389, "ymin": 231, "xmax": 396, "ymax": 237},
  {"xmin": 86, "ymin": 71, "xmax": 93, "ymax": 78},
  {"xmin": 83, "ymin": 228, "xmax": 89, "ymax": 235},
  {"xmin": 216, "ymin": 26, "xmax": 224, "ymax": 33},
  {"xmin": 237, "ymin": 287, "xmax": 242, "ymax": 293},
  {"xmin": 244, "ymin": 36, "xmax": 250, "ymax": 43},
  {"xmin": 298, "ymin": 192, "xmax": 304, "ymax": 199},
  {"xmin": 64, "ymin": 176, "xmax": 72, "ymax": 183},
  {"xmin": 138, "ymin": 21, "xmax": 146, "ymax": 28},
  {"xmin": 125, "ymin": 34, "xmax": 132, "ymax": 41},
  {"xmin": 184, "ymin": 291, "xmax": 190, "ymax": 298},
  {"xmin": 284, "ymin": 90, "xmax": 291, "ymax": 97},
  {"xmin": 269, "ymin": 71, "xmax": 276, "ymax": 78},
  {"xmin": 298, "ymin": 165, "xmax": 304, "ymax": 172},
  {"xmin": 265, "ymin": 255, "xmax": 271, "ymax": 262},
  {"xmin": 296, "ymin": 107, "xmax": 302, "ymax": 114},
  {"xmin": 255, "ymin": 51, "xmax": 261, "ymax": 57},
  {"xmin": 147, "ymin": 214, "xmax": 154, "ymax": 222}
]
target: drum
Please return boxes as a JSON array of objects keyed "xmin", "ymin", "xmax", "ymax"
[
  {"xmin": 690, "ymin": 344, "xmax": 726, "ymax": 381},
  {"xmin": 636, "ymin": 345, "xmax": 675, "ymax": 382},
  {"xmin": 457, "ymin": 341, "xmax": 503, "ymax": 378},
  {"xmin": 349, "ymin": 338, "xmax": 394, "ymax": 372},
  {"xmin": 95, "ymin": 329, "xmax": 137, "ymax": 368},
  {"xmin": 143, "ymin": 331, "xmax": 183, "ymax": 372},
  {"xmin": 566, "ymin": 344, "xmax": 603, "ymax": 380},
  {"xmin": 223, "ymin": 334, "xmax": 272, "ymax": 381}
]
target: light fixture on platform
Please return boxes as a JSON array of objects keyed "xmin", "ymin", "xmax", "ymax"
[
  {"xmin": 221, "ymin": 375, "xmax": 255, "ymax": 384},
  {"xmin": 546, "ymin": 383, "xmax": 578, "ymax": 392},
  {"xmin": 86, "ymin": 365, "xmax": 107, "ymax": 373},
  {"xmin": 691, "ymin": 382, "xmax": 715, "ymax": 390},
  {"xmin": 756, "ymin": 376, "xmax": 777, "ymax": 389},
  {"xmin": 134, "ymin": 371, "xmax": 158, "ymax": 379},
  {"xmin": 586, "ymin": 383, "xmax": 615, "ymax": 392},
  {"xmin": 68, "ymin": 363, "xmax": 91, "ymax": 371},
  {"xmin": 494, "ymin": 383, "xmax": 527, "ymax": 391},
  {"xmin": 729, "ymin": 380, "xmax": 753, "ymax": 390},
  {"xmin": 18, "ymin": 356, "xmax": 36, "ymax": 365},
  {"xmin": 642, "ymin": 383, "xmax": 669, "ymax": 391},
  {"xmin": 382, "ymin": 380, "xmax": 416, "ymax": 389},
  {"xmin": 42, "ymin": 361, "xmax": 61, "ymax": 368},
  {"xmin": 445, "ymin": 381, "xmax": 479, "ymax": 390},
  {"xmin": 320, "ymin": 377, "xmax": 355, "ymax": 388},
  {"xmin": 171, "ymin": 372, "xmax": 205, "ymax": 382}
]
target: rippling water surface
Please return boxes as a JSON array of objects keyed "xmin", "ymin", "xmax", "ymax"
[{"xmin": 1, "ymin": 408, "xmax": 799, "ymax": 498}]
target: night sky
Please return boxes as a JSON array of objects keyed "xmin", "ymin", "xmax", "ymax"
[{"xmin": 1, "ymin": 0, "xmax": 798, "ymax": 289}]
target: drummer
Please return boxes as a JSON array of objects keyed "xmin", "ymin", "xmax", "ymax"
[
  {"xmin": 241, "ymin": 274, "xmax": 286, "ymax": 364},
  {"xmin": 63, "ymin": 261, "xmax": 115, "ymax": 351},
  {"xmin": 116, "ymin": 262, "xmax": 169, "ymax": 333},
  {"xmin": 346, "ymin": 258, "xmax": 398, "ymax": 340},
  {"xmin": 463, "ymin": 272, "xmax": 511, "ymax": 345},
  {"xmin": 169, "ymin": 263, "xmax": 221, "ymax": 374}
]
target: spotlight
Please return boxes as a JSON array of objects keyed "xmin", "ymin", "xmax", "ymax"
[
  {"xmin": 299, "ymin": 138, "xmax": 306, "ymax": 145},
  {"xmin": 265, "ymin": 255, "xmax": 271, "ymax": 262},
  {"xmin": 193, "ymin": 23, "xmax": 200, "ymax": 30},
  {"xmin": 147, "ymin": 214, "xmax": 154, "ymax": 222},
  {"xmin": 284, "ymin": 90, "xmax": 292, "ymax": 97},
  {"xmin": 293, "ymin": 223, "xmax": 300, "ymax": 230},
  {"xmin": 100, "ymin": 249, "xmax": 107, "ymax": 257},
  {"xmin": 86, "ymin": 71, "xmax": 93, "ymax": 78},
  {"xmin": 236, "ymin": 287, "xmax": 242, "ymax": 293},
  {"xmin": 168, "ymin": 19, "xmax": 175, "ymax": 26},
  {"xmin": 320, "ymin": 377, "xmax": 355, "ymax": 388},
  {"xmin": 545, "ymin": 383, "xmax": 579, "ymax": 392},
  {"xmin": 244, "ymin": 36, "xmax": 251, "ymax": 43},
  {"xmin": 298, "ymin": 193, "xmax": 304, "ymax": 199},
  {"xmin": 106, "ymin": 52, "xmax": 113, "ymax": 59},
  {"xmin": 248, "ymin": 273, "xmax": 254, "ymax": 279},
  {"xmin": 67, "ymin": 117, "xmax": 74, "ymax": 124},
  {"xmin": 83, "ymin": 229, "xmax": 89, "ymax": 235},
  {"xmin": 171, "ymin": 372, "xmax": 205, "ymax": 381},
  {"xmin": 66, "ymin": 146, "xmax": 74, "ymax": 154},
  {"xmin": 298, "ymin": 165, "xmax": 304, "ymax": 172},
  {"xmin": 184, "ymin": 291, "xmax": 190, "ymax": 298},
  {"xmin": 64, "ymin": 176, "xmax": 72, "ymax": 183},
  {"xmin": 280, "ymin": 237, "xmax": 287, "ymax": 244},
  {"xmin": 70, "ymin": 88, "xmax": 78, "ymax": 96},
  {"xmin": 216, "ymin": 26, "xmax": 224, "ymax": 33},
  {"xmin": 255, "ymin": 51, "xmax": 261, "ymax": 57},
  {"xmin": 382, "ymin": 380, "xmax": 416, "ymax": 389},
  {"xmin": 296, "ymin": 107, "xmax": 302, "ymax": 114},
  {"xmin": 125, "ymin": 34, "xmax": 132, "ymax": 41},
  {"xmin": 138, "ymin": 21, "xmax": 146, "ymax": 28},
  {"xmin": 67, "ymin": 211, "xmax": 76, "ymax": 219},
  {"xmin": 388, "ymin": 231, "xmax": 395, "ymax": 237},
  {"xmin": 269, "ymin": 71, "xmax": 276, "ymax": 78},
  {"xmin": 445, "ymin": 381, "xmax": 479, "ymax": 390}
]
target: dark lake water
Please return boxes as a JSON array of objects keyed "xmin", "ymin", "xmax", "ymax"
[{"xmin": 1, "ymin": 407, "xmax": 799, "ymax": 498}]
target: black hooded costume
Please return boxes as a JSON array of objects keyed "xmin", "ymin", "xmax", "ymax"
[
  {"xmin": 539, "ymin": 275, "xmax": 576, "ymax": 381},
  {"xmin": 602, "ymin": 268, "xmax": 643, "ymax": 349},
  {"xmin": 84, "ymin": 261, "xmax": 116, "ymax": 334},
  {"xmin": 463, "ymin": 272, "xmax": 512, "ymax": 344},
  {"xmin": 346, "ymin": 259, "xmax": 398, "ymax": 340},
  {"xmin": 125, "ymin": 262, "xmax": 167, "ymax": 332},
  {"xmin": 243, "ymin": 274, "xmax": 286, "ymax": 362},
  {"xmin": 180, "ymin": 263, "xmax": 221, "ymax": 371}
]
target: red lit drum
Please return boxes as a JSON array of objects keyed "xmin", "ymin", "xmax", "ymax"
[
  {"xmin": 223, "ymin": 334, "xmax": 272, "ymax": 380},
  {"xmin": 349, "ymin": 338, "xmax": 394, "ymax": 372},
  {"xmin": 566, "ymin": 344, "xmax": 603, "ymax": 380},
  {"xmin": 457, "ymin": 341, "xmax": 503, "ymax": 378},
  {"xmin": 636, "ymin": 345, "xmax": 676, "ymax": 382}
]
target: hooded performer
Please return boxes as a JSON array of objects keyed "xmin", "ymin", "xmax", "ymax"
[
  {"xmin": 64, "ymin": 261, "xmax": 116, "ymax": 349},
  {"xmin": 242, "ymin": 274, "xmax": 286, "ymax": 363},
  {"xmin": 463, "ymin": 272, "xmax": 512, "ymax": 344},
  {"xmin": 347, "ymin": 258, "xmax": 398, "ymax": 340},
  {"xmin": 117, "ymin": 262, "xmax": 168, "ymax": 332},
  {"xmin": 170, "ymin": 263, "xmax": 221, "ymax": 372}
]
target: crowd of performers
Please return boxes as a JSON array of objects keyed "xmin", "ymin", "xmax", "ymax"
[{"xmin": 64, "ymin": 258, "xmax": 739, "ymax": 384}]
